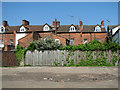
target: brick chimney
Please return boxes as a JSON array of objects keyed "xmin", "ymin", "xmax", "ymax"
[
  {"xmin": 13, "ymin": 30, "xmax": 16, "ymax": 47},
  {"xmin": 57, "ymin": 21, "xmax": 60, "ymax": 27},
  {"xmin": 101, "ymin": 20, "xmax": 105, "ymax": 27},
  {"xmin": 3, "ymin": 20, "xmax": 8, "ymax": 27},
  {"xmin": 53, "ymin": 19, "xmax": 60, "ymax": 27},
  {"xmin": 54, "ymin": 18, "xmax": 57, "ymax": 34},
  {"xmin": 53, "ymin": 21, "xmax": 55, "ymax": 26},
  {"xmin": 22, "ymin": 20, "xmax": 29, "ymax": 26},
  {"xmin": 79, "ymin": 21, "xmax": 83, "ymax": 31},
  {"xmin": 79, "ymin": 21, "xmax": 83, "ymax": 43}
]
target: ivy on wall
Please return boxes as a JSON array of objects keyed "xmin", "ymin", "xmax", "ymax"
[
  {"xmin": 59, "ymin": 39, "xmax": 120, "ymax": 51},
  {"xmin": 54, "ymin": 50, "xmax": 119, "ymax": 67},
  {"xmin": 16, "ymin": 38, "xmax": 120, "ymax": 66}
]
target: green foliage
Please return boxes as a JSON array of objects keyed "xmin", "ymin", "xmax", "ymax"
[
  {"xmin": 70, "ymin": 59, "xmax": 74, "ymax": 65},
  {"xmin": 27, "ymin": 43, "xmax": 36, "ymax": 52},
  {"xmin": 112, "ymin": 55, "xmax": 118, "ymax": 65},
  {"xmin": 64, "ymin": 64, "xmax": 67, "ymax": 66},
  {"xmin": 33, "ymin": 37, "xmax": 63, "ymax": 51},
  {"xmin": 59, "ymin": 39, "xmax": 120, "ymax": 51},
  {"xmin": 78, "ymin": 55, "xmax": 81, "ymax": 57},
  {"xmin": 16, "ymin": 45, "xmax": 27, "ymax": 65},
  {"xmin": 54, "ymin": 59, "xmax": 58, "ymax": 66}
]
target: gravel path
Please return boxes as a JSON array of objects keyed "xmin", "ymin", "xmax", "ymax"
[{"xmin": 2, "ymin": 67, "xmax": 118, "ymax": 88}]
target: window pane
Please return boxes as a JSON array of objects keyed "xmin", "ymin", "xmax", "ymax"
[
  {"xmin": 55, "ymin": 39, "xmax": 60, "ymax": 44},
  {"xmin": 96, "ymin": 39, "xmax": 100, "ymax": 42},
  {"xmin": 10, "ymin": 39, "xmax": 13, "ymax": 45},
  {"xmin": 70, "ymin": 39, "xmax": 74, "ymax": 45},
  {"xmin": 0, "ymin": 40, "xmax": 1, "ymax": 44},
  {"xmin": 84, "ymin": 39, "xmax": 87, "ymax": 44}
]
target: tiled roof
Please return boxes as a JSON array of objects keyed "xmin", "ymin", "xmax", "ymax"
[
  {"xmin": 57, "ymin": 25, "xmax": 106, "ymax": 32},
  {"xmin": 4, "ymin": 24, "xmax": 106, "ymax": 33},
  {"xmin": 5, "ymin": 26, "xmax": 21, "ymax": 32},
  {"xmin": 82, "ymin": 25, "xmax": 106, "ymax": 32},
  {"xmin": 108, "ymin": 25, "xmax": 120, "ymax": 30}
]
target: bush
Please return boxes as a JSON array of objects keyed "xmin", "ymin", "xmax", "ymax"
[
  {"xmin": 27, "ymin": 43, "xmax": 36, "ymax": 52},
  {"xmin": 33, "ymin": 37, "xmax": 63, "ymax": 51},
  {"xmin": 59, "ymin": 39, "xmax": 120, "ymax": 51},
  {"xmin": 16, "ymin": 45, "xmax": 27, "ymax": 65}
]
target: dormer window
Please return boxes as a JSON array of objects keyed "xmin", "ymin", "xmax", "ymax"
[
  {"xmin": 95, "ymin": 26, "xmax": 101, "ymax": 32},
  {"xmin": 69, "ymin": 26, "xmax": 76, "ymax": 32},
  {"xmin": 1, "ymin": 27, "xmax": 4, "ymax": 32},
  {"xmin": 20, "ymin": 26, "xmax": 26, "ymax": 32},
  {"xmin": 43, "ymin": 25, "xmax": 50, "ymax": 31},
  {"xmin": 0, "ymin": 25, "xmax": 5, "ymax": 33}
]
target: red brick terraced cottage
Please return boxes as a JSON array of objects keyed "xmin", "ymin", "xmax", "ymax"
[{"xmin": 0, "ymin": 19, "xmax": 107, "ymax": 51}]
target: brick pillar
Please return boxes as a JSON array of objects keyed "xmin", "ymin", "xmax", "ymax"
[{"xmin": 13, "ymin": 31, "xmax": 16, "ymax": 48}]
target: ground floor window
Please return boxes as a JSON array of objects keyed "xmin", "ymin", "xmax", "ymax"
[
  {"xmin": 55, "ymin": 39, "xmax": 60, "ymax": 44},
  {"xmin": 96, "ymin": 39, "xmax": 100, "ymax": 42},
  {"xmin": 66, "ymin": 39, "xmax": 70, "ymax": 46},
  {"xmin": 10, "ymin": 39, "xmax": 13, "ymax": 46},
  {"xmin": 70, "ymin": 39, "xmax": 74, "ymax": 45},
  {"xmin": 84, "ymin": 39, "xmax": 87, "ymax": 44}
]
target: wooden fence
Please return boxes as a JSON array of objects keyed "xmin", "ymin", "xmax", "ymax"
[{"xmin": 25, "ymin": 50, "xmax": 119, "ymax": 66}]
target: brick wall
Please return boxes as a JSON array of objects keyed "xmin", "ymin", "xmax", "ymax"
[
  {"xmin": 4, "ymin": 34, "xmax": 14, "ymax": 46},
  {"xmin": 2, "ymin": 51, "xmax": 18, "ymax": 66},
  {"xmin": 3, "ymin": 31, "xmax": 107, "ymax": 49},
  {"xmin": 18, "ymin": 33, "xmax": 33, "ymax": 48},
  {"xmin": 4, "ymin": 45, "xmax": 15, "ymax": 51},
  {"xmin": 38, "ymin": 32, "xmax": 107, "ymax": 46}
]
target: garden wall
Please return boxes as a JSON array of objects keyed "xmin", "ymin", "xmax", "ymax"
[
  {"xmin": 2, "ymin": 51, "xmax": 18, "ymax": 66},
  {"xmin": 25, "ymin": 50, "xmax": 119, "ymax": 66}
]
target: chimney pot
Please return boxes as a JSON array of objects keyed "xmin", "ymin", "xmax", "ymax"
[
  {"xmin": 55, "ymin": 18, "xmax": 57, "ymax": 22},
  {"xmin": 3, "ymin": 20, "xmax": 8, "ymax": 27},
  {"xmin": 79, "ymin": 21, "xmax": 83, "ymax": 31},
  {"xmin": 101, "ymin": 20, "xmax": 105, "ymax": 27},
  {"xmin": 22, "ymin": 20, "xmax": 29, "ymax": 26},
  {"xmin": 80, "ymin": 21, "xmax": 83, "ymax": 26},
  {"xmin": 57, "ymin": 21, "xmax": 60, "ymax": 26}
]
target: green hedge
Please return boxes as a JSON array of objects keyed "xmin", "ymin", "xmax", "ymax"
[{"xmin": 59, "ymin": 39, "xmax": 120, "ymax": 51}]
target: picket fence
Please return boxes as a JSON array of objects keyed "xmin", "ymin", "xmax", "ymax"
[{"xmin": 24, "ymin": 50, "xmax": 119, "ymax": 66}]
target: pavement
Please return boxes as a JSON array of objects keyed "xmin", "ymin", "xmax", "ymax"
[{"xmin": 2, "ymin": 67, "xmax": 118, "ymax": 88}]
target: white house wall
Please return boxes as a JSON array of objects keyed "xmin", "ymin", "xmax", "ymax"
[
  {"xmin": 113, "ymin": 30, "xmax": 120, "ymax": 45},
  {"xmin": 16, "ymin": 33, "xmax": 27, "ymax": 46},
  {"xmin": 112, "ymin": 26, "xmax": 120, "ymax": 35}
]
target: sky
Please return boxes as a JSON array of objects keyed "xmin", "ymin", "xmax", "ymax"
[{"xmin": 2, "ymin": 2, "xmax": 118, "ymax": 27}]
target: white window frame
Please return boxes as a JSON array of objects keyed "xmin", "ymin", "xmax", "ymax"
[
  {"xmin": 84, "ymin": 39, "xmax": 87, "ymax": 44},
  {"xmin": 96, "ymin": 39, "xmax": 100, "ymax": 42},
  {"xmin": 94, "ymin": 26, "xmax": 101, "ymax": 32},
  {"xmin": 55, "ymin": 39, "xmax": 60, "ymax": 44},
  {"xmin": 0, "ymin": 25, "xmax": 5, "ymax": 33},
  {"xmin": 70, "ymin": 39, "xmax": 74, "ymax": 45},
  {"xmin": 0, "ymin": 40, "xmax": 1, "ymax": 45},
  {"xmin": 69, "ymin": 26, "xmax": 76, "ymax": 32},
  {"xmin": 20, "ymin": 26, "xmax": 26, "ymax": 32},
  {"xmin": 10, "ymin": 39, "xmax": 13, "ymax": 46},
  {"xmin": 43, "ymin": 25, "xmax": 50, "ymax": 31}
]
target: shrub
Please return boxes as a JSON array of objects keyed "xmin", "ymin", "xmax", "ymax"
[
  {"xmin": 59, "ymin": 39, "xmax": 120, "ymax": 51},
  {"xmin": 27, "ymin": 43, "xmax": 36, "ymax": 52},
  {"xmin": 33, "ymin": 37, "xmax": 63, "ymax": 51},
  {"xmin": 16, "ymin": 45, "xmax": 27, "ymax": 65}
]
